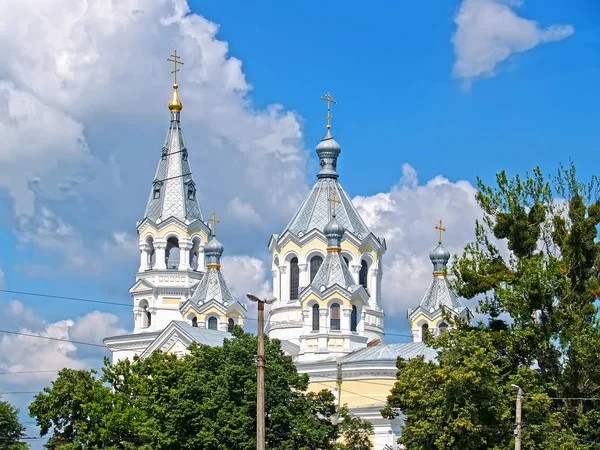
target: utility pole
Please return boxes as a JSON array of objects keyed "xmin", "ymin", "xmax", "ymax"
[
  {"xmin": 246, "ymin": 293, "xmax": 276, "ymax": 450},
  {"xmin": 511, "ymin": 384, "xmax": 523, "ymax": 450}
]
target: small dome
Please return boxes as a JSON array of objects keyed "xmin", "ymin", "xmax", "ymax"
[
  {"xmin": 324, "ymin": 216, "xmax": 345, "ymax": 237},
  {"xmin": 316, "ymin": 135, "xmax": 341, "ymax": 154},
  {"xmin": 429, "ymin": 243, "xmax": 450, "ymax": 263},
  {"xmin": 204, "ymin": 237, "xmax": 224, "ymax": 255},
  {"xmin": 168, "ymin": 83, "xmax": 183, "ymax": 112}
]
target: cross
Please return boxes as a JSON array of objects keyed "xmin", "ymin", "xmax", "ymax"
[
  {"xmin": 167, "ymin": 50, "xmax": 184, "ymax": 84},
  {"xmin": 435, "ymin": 219, "xmax": 446, "ymax": 243},
  {"xmin": 320, "ymin": 92, "xmax": 337, "ymax": 129},
  {"xmin": 208, "ymin": 211, "xmax": 220, "ymax": 237},
  {"xmin": 328, "ymin": 189, "xmax": 341, "ymax": 218}
]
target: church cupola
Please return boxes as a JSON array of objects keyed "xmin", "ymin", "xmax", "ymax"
[
  {"xmin": 316, "ymin": 93, "xmax": 341, "ymax": 179},
  {"xmin": 429, "ymin": 220, "xmax": 451, "ymax": 274},
  {"xmin": 204, "ymin": 237, "xmax": 224, "ymax": 269}
]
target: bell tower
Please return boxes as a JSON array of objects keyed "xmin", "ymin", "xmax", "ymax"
[{"xmin": 131, "ymin": 51, "xmax": 212, "ymax": 333}]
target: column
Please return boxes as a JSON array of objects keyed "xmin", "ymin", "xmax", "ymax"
[
  {"xmin": 179, "ymin": 240, "xmax": 192, "ymax": 271},
  {"xmin": 342, "ymin": 308, "xmax": 352, "ymax": 333},
  {"xmin": 298, "ymin": 263, "xmax": 308, "ymax": 289},
  {"xmin": 272, "ymin": 269, "xmax": 280, "ymax": 303},
  {"xmin": 138, "ymin": 245, "xmax": 149, "ymax": 272},
  {"xmin": 196, "ymin": 246, "xmax": 206, "ymax": 271},
  {"xmin": 279, "ymin": 265, "xmax": 289, "ymax": 304},
  {"xmin": 350, "ymin": 264, "xmax": 361, "ymax": 285},
  {"xmin": 154, "ymin": 238, "xmax": 167, "ymax": 270},
  {"xmin": 370, "ymin": 268, "xmax": 380, "ymax": 308}
]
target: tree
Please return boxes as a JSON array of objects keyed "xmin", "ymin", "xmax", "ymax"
[
  {"xmin": 384, "ymin": 164, "xmax": 600, "ymax": 449},
  {"xmin": 336, "ymin": 406, "xmax": 374, "ymax": 450},
  {"xmin": 0, "ymin": 397, "xmax": 28, "ymax": 450},
  {"xmin": 30, "ymin": 327, "xmax": 340, "ymax": 449}
]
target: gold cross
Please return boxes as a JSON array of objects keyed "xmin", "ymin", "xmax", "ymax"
[
  {"xmin": 320, "ymin": 92, "xmax": 337, "ymax": 129},
  {"xmin": 328, "ymin": 189, "xmax": 341, "ymax": 218},
  {"xmin": 208, "ymin": 211, "xmax": 220, "ymax": 237},
  {"xmin": 435, "ymin": 219, "xmax": 446, "ymax": 243},
  {"xmin": 167, "ymin": 50, "xmax": 184, "ymax": 84}
]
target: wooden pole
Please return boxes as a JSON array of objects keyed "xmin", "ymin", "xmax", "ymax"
[{"xmin": 514, "ymin": 387, "xmax": 522, "ymax": 450}]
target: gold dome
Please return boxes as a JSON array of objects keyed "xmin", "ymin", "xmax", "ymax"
[{"xmin": 168, "ymin": 83, "xmax": 183, "ymax": 112}]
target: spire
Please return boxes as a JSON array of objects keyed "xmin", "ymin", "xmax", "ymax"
[
  {"xmin": 143, "ymin": 51, "xmax": 203, "ymax": 224},
  {"xmin": 430, "ymin": 220, "xmax": 450, "ymax": 275},
  {"xmin": 316, "ymin": 92, "xmax": 341, "ymax": 179},
  {"xmin": 205, "ymin": 212, "xmax": 223, "ymax": 269}
]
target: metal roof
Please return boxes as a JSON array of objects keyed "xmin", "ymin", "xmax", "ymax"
[{"xmin": 339, "ymin": 342, "xmax": 438, "ymax": 363}]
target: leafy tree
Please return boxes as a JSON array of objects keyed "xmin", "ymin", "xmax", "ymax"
[
  {"xmin": 384, "ymin": 164, "xmax": 600, "ymax": 449},
  {"xmin": 336, "ymin": 406, "xmax": 374, "ymax": 449},
  {"xmin": 30, "ymin": 328, "xmax": 341, "ymax": 449},
  {"xmin": 0, "ymin": 397, "xmax": 28, "ymax": 449}
]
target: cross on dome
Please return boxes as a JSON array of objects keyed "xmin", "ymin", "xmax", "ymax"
[
  {"xmin": 320, "ymin": 92, "xmax": 337, "ymax": 129},
  {"xmin": 167, "ymin": 50, "xmax": 184, "ymax": 84},
  {"xmin": 208, "ymin": 211, "xmax": 220, "ymax": 237},
  {"xmin": 328, "ymin": 189, "xmax": 341, "ymax": 218},
  {"xmin": 435, "ymin": 219, "xmax": 446, "ymax": 244}
]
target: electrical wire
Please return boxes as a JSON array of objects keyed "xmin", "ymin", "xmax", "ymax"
[{"xmin": 0, "ymin": 329, "xmax": 107, "ymax": 348}]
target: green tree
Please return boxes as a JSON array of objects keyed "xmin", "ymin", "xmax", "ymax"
[
  {"xmin": 336, "ymin": 405, "xmax": 374, "ymax": 450},
  {"xmin": 30, "ymin": 328, "xmax": 340, "ymax": 449},
  {"xmin": 384, "ymin": 164, "xmax": 600, "ymax": 449},
  {"xmin": 0, "ymin": 397, "xmax": 28, "ymax": 449}
]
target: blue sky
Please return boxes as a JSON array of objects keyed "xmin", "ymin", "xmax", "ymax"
[{"xmin": 0, "ymin": 0, "xmax": 597, "ymax": 443}]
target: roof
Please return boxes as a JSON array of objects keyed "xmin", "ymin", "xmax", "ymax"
[
  {"xmin": 311, "ymin": 251, "xmax": 357, "ymax": 291},
  {"xmin": 338, "ymin": 342, "xmax": 438, "ymax": 363},
  {"xmin": 418, "ymin": 275, "xmax": 464, "ymax": 312},
  {"xmin": 282, "ymin": 178, "xmax": 370, "ymax": 238},
  {"xmin": 172, "ymin": 321, "xmax": 232, "ymax": 346},
  {"xmin": 144, "ymin": 116, "xmax": 203, "ymax": 223},
  {"xmin": 189, "ymin": 268, "xmax": 235, "ymax": 306}
]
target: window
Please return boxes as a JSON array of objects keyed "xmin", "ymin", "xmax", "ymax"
[
  {"xmin": 343, "ymin": 256, "xmax": 349, "ymax": 267},
  {"xmin": 153, "ymin": 180, "xmax": 162, "ymax": 199},
  {"xmin": 191, "ymin": 316, "xmax": 198, "ymax": 328},
  {"xmin": 208, "ymin": 316, "xmax": 218, "ymax": 330},
  {"xmin": 350, "ymin": 305, "xmax": 358, "ymax": 332},
  {"xmin": 290, "ymin": 257, "xmax": 299, "ymax": 300},
  {"xmin": 187, "ymin": 182, "xmax": 196, "ymax": 200},
  {"xmin": 359, "ymin": 260, "xmax": 368, "ymax": 289},
  {"xmin": 312, "ymin": 304, "xmax": 320, "ymax": 331},
  {"xmin": 182, "ymin": 148, "xmax": 188, "ymax": 161},
  {"xmin": 330, "ymin": 303, "xmax": 341, "ymax": 331},
  {"xmin": 161, "ymin": 147, "xmax": 168, "ymax": 160},
  {"xmin": 140, "ymin": 301, "xmax": 151, "ymax": 328},
  {"xmin": 228, "ymin": 318, "xmax": 235, "ymax": 333},
  {"xmin": 310, "ymin": 256, "xmax": 323, "ymax": 282},
  {"xmin": 438, "ymin": 322, "xmax": 448, "ymax": 336},
  {"xmin": 421, "ymin": 323, "xmax": 429, "ymax": 338}
]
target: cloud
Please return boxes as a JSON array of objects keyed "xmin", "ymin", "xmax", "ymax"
[
  {"xmin": 221, "ymin": 255, "xmax": 271, "ymax": 302},
  {"xmin": 0, "ymin": 0, "xmax": 309, "ymax": 271},
  {"xmin": 353, "ymin": 164, "xmax": 482, "ymax": 316},
  {"xmin": 452, "ymin": 0, "xmax": 574, "ymax": 83}
]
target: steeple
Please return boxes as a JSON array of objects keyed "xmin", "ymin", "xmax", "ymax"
[
  {"xmin": 430, "ymin": 220, "xmax": 450, "ymax": 275},
  {"xmin": 143, "ymin": 52, "xmax": 203, "ymax": 224},
  {"xmin": 316, "ymin": 93, "xmax": 341, "ymax": 180}
]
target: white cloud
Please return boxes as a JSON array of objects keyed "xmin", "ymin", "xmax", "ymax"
[
  {"xmin": 221, "ymin": 255, "xmax": 271, "ymax": 302},
  {"xmin": 452, "ymin": 0, "xmax": 574, "ymax": 83},
  {"xmin": 353, "ymin": 164, "xmax": 482, "ymax": 316}
]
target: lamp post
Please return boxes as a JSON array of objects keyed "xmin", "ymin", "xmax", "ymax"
[
  {"xmin": 246, "ymin": 293, "xmax": 276, "ymax": 450},
  {"xmin": 511, "ymin": 384, "xmax": 523, "ymax": 450}
]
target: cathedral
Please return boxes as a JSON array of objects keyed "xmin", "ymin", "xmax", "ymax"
[{"xmin": 104, "ymin": 62, "xmax": 471, "ymax": 449}]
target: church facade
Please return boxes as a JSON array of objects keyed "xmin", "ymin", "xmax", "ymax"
[{"xmin": 104, "ymin": 69, "xmax": 470, "ymax": 449}]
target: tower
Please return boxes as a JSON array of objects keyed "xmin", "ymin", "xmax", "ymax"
[
  {"xmin": 131, "ymin": 51, "xmax": 212, "ymax": 333},
  {"xmin": 407, "ymin": 220, "xmax": 471, "ymax": 342},
  {"xmin": 268, "ymin": 93, "xmax": 386, "ymax": 351}
]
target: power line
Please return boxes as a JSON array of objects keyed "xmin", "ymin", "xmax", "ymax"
[
  {"xmin": 0, "ymin": 368, "xmax": 101, "ymax": 375},
  {"xmin": 0, "ymin": 330, "xmax": 107, "ymax": 348}
]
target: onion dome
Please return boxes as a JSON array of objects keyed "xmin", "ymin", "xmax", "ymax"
[
  {"xmin": 316, "ymin": 128, "xmax": 341, "ymax": 179},
  {"xmin": 204, "ymin": 237, "xmax": 224, "ymax": 268},
  {"xmin": 324, "ymin": 216, "xmax": 344, "ymax": 250},
  {"xmin": 168, "ymin": 83, "xmax": 183, "ymax": 112},
  {"xmin": 429, "ymin": 243, "xmax": 450, "ymax": 274}
]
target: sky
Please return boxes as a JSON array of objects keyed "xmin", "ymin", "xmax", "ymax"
[{"xmin": 0, "ymin": 0, "xmax": 597, "ymax": 445}]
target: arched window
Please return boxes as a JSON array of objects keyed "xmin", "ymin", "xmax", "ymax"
[
  {"xmin": 359, "ymin": 260, "xmax": 368, "ymax": 289},
  {"xmin": 350, "ymin": 305, "xmax": 358, "ymax": 332},
  {"xmin": 290, "ymin": 257, "xmax": 300, "ymax": 300},
  {"xmin": 187, "ymin": 182, "xmax": 196, "ymax": 200},
  {"xmin": 438, "ymin": 322, "xmax": 448, "ymax": 336},
  {"xmin": 330, "ymin": 303, "xmax": 341, "ymax": 331},
  {"xmin": 310, "ymin": 256, "xmax": 323, "ymax": 282},
  {"xmin": 208, "ymin": 316, "xmax": 218, "ymax": 330},
  {"xmin": 228, "ymin": 318, "xmax": 235, "ymax": 333},
  {"xmin": 140, "ymin": 300, "xmax": 151, "ymax": 329},
  {"xmin": 343, "ymin": 256, "xmax": 349, "ymax": 267},
  {"xmin": 421, "ymin": 323, "xmax": 429, "ymax": 338},
  {"xmin": 312, "ymin": 304, "xmax": 320, "ymax": 331},
  {"xmin": 191, "ymin": 316, "xmax": 198, "ymax": 328},
  {"xmin": 166, "ymin": 236, "xmax": 180, "ymax": 270}
]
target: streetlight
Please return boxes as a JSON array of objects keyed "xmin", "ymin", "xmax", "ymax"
[
  {"xmin": 511, "ymin": 384, "xmax": 523, "ymax": 450},
  {"xmin": 246, "ymin": 293, "xmax": 276, "ymax": 450}
]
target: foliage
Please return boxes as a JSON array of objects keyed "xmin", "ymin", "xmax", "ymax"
[
  {"xmin": 336, "ymin": 405, "xmax": 374, "ymax": 450},
  {"xmin": 0, "ymin": 397, "xmax": 28, "ymax": 449},
  {"xmin": 29, "ymin": 327, "xmax": 349, "ymax": 449},
  {"xmin": 384, "ymin": 163, "xmax": 600, "ymax": 449}
]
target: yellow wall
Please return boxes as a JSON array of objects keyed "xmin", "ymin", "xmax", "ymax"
[
  {"xmin": 141, "ymin": 223, "xmax": 209, "ymax": 241},
  {"xmin": 162, "ymin": 297, "xmax": 180, "ymax": 305},
  {"xmin": 308, "ymin": 378, "xmax": 396, "ymax": 408},
  {"xmin": 409, "ymin": 312, "xmax": 443, "ymax": 329}
]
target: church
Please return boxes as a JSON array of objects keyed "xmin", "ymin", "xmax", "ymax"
[{"xmin": 104, "ymin": 54, "xmax": 471, "ymax": 449}]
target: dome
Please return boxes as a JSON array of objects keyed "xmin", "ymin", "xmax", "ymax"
[
  {"xmin": 429, "ymin": 243, "xmax": 450, "ymax": 262},
  {"xmin": 168, "ymin": 83, "xmax": 183, "ymax": 112},
  {"xmin": 324, "ymin": 216, "xmax": 345, "ymax": 237},
  {"xmin": 316, "ymin": 133, "xmax": 341, "ymax": 155},
  {"xmin": 204, "ymin": 237, "xmax": 224, "ymax": 255}
]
